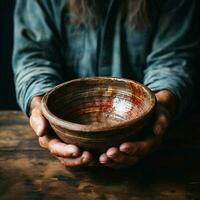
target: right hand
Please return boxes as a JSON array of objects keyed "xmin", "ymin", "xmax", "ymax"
[{"xmin": 29, "ymin": 96, "xmax": 94, "ymax": 167}]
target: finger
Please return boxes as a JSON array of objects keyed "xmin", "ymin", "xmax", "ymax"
[
  {"xmin": 99, "ymin": 153, "xmax": 134, "ymax": 168},
  {"xmin": 138, "ymin": 137, "xmax": 159, "ymax": 155},
  {"xmin": 48, "ymin": 138, "xmax": 82, "ymax": 158},
  {"xmin": 106, "ymin": 147, "xmax": 139, "ymax": 165},
  {"xmin": 153, "ymin": 106, "xmax": 171, "ymax": 137},
  {"xmin": 57, "ymin": 151, "xmax": 93, "ymax": 167},
  {"xmin": 38, "ymin": 135, "xmax": 50, "ymax": 149},
  {"xmin": 30, "ymin": 108, "xmax": 48, "ymax": 137},
  {"xmin": 119, "ymin": 142, "xmax": 140, "ymax": 155},
  {"xmin": 39, "ymin": 135, "xmax": 82, "ymax": 158},
  {"xmin": 120, "ymin": 137, "xmax": 158, "ymax": 157},
  {"xmin": 99, "ymin": 153, "xmax": 109, "ymax": 164},
  {"xmin": 99, "ymin": 153, "xmax": 121, "ymax": 168}
]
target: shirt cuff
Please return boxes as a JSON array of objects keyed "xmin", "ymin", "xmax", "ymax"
[{"xmin": 144, "ymin": 78, "xmax": 192, "ymax": 120}]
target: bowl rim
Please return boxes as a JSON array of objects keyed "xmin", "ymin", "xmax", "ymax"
[{"xmin": 41, "ymin": 77, "xmax": 156, "ymax": 132}]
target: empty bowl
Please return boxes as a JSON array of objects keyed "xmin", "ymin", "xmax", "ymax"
[{"xmin": 41, "ymin": 77, "xmax": 156, "ymax": 153}]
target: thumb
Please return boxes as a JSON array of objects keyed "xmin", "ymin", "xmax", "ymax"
[
  {"xmin": 30, "ymin": 106, "xmax": 49, "ymax": 137},
  {"xmin": 153, "ymin": 105, "xmax": 171, "ymax": 137}
]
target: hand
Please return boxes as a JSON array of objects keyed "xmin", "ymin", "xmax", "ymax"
[
  {"xmin": 29, "ymin": 96, "xmax": 94, "ymax": 167},
  {"xmin": 99, "ymin": 90, "xmax": 178, "ymax": 168}
]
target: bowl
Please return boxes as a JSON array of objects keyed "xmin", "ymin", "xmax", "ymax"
[{"xmin": 41, "ymin": 77, "xmax": 156, "ymax": 153}]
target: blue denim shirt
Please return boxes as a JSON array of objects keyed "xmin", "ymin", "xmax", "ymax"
[{"xmin": 13, "ymin": 0, "xmax": 198, "ymax": 115}]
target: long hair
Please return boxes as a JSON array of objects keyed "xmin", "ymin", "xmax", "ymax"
[{"xmin": 67, "ymin": 0, "xmax": 148, "ymax": 28}]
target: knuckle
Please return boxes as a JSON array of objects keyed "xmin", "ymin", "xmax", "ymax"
[
  {"xmin": 48, "ymin": 139, "xmax": 60, "ymax": 155},
  {"xmin": 48, "ymin": 140, "xmax": 55, "ymax": 149},
  {"xmin": 48, "ymin": 143, "xmax": 55, "ymax": 153}
]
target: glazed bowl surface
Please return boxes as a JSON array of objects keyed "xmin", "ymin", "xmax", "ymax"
[{"xmin": 41, "ymin": 77, "xmax": 156, "ymax": 153}]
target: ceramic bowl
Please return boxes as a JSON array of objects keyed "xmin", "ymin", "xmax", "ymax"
[{"xmin": 41, "ymin": 77, "xmax": 156, "ymax": 153}]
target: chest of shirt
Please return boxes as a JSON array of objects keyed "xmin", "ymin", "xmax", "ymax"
[{"xmin": 53, "ymin": 0, "xmax": 155, "ymax": 79}]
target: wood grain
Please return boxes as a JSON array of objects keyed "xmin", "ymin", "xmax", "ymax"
[{"xmin": 0, "ymin": 111, "xmax": 200, "ymax": 200}]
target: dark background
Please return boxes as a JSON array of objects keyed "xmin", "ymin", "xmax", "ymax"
[
  {"xmin": 0, "ymin": 0, "xmax": 18, "ymax": 110},
  {"xmin": 0, "ymin": 1, "xmax": 199, "ymax": 113}
]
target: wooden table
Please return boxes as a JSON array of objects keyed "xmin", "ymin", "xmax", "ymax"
[{"xmin": 0, "ymin": 111, "xmax": 200, "ymax": 200}]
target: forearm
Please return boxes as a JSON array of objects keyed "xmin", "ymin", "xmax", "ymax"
[
  {"xmin": 14, "ymin": 69, "xmax": 61, "ymax": 114},
  {"xmin": 144, "ymin": 0, "xmax": 198, "ymax": 117},
  {"xmin": 13, "ymin": 0, "xmax": 63, "ymax": 114}
]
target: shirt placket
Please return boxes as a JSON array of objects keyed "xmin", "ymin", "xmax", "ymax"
[{"xmin": 97, "ymin": 0, "xmax": 119, "ymax": 76}]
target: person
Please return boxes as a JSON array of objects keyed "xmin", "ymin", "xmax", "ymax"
[{"xmin": 12, "ymin": 0, "xmax": 198, "ymax": 168}]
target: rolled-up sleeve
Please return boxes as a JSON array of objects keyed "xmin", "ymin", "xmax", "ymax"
[
  {"xmin": 12, "ymin": 0, "xmax": 63, "ymax": 114},
  {"xmin": 144, "ymin": 0, "xmax": 199, "ymax": 116}
]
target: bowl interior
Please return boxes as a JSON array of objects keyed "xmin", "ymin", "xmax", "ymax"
[{"xmin": 45, "ymin": 78, "xmax": 154, "ymax": 128}]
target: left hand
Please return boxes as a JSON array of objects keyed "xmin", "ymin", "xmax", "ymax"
[{"xmin": 99, "ymin": 90, "xmax": 178, "ymax": 168}]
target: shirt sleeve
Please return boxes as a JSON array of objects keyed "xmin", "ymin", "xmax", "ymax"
[
  {"xmin": 143, "ymin": 0, "xmax": 199, "ymax": 117},
  {"xmin": 12, "ymin": 0, "xmax": 63, "ymax": 114}
]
